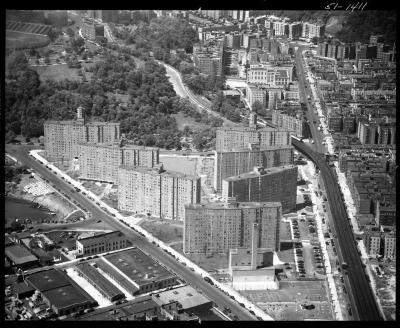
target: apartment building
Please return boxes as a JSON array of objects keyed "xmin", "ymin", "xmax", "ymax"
[
  {"xmin": 363, "ymin": 228, "xmax": 382, "ymax": 257},
  {"xmin": 213, "ymin": 144, "xmax": 294, "ymax": 192},
  {"xmin": 357, "ymin": 122, "xmax": 396, "ymax": 145},
  {"xmin": 301, "ymin": 22, "xmax": 325, "ymax": 39},
  {"xmin": 193, "ymin": 40, "xmax": 225, "ymax": 76},
  {"xmin": 184, "ymin": 201, "xmax": 281, "ymax": 255},
  {"xmin": 44, "ymin": 107, "xmax": 120, "ymax": 161},
  {"xmin": 267, "ymin": 87, "xmax": 284, "ymax": 110},
  {"xmin": 246, "ymin": 84, "xmax": 266, "ymax": 108},
  {"xmin": 271, "ymin": 110, "xmax": 303, "ymax": 137},
  {"xmin": 247, "ymin": 64, "xmax": 293, "ymax": 86},
  {"xmin": 222, "ymin": 165, "xmax": 297, "ymax": 213},
  {"xmin": 118, "ymin": 164, "xmax": 201, "ymax": 221},
  {"xmin": 81, "ymin": 18, "xmax": 104, "ymax": 40},
  {"xmin": 79, "ymin": 142, "xmax": 159, "ymax": 184},
  {"xmin": 76, "ymin": 231, "xmax": 127, "ymax": 257},
  {"xmin": 383, "ymin": 233, "xmax": 396, "ymax": 260},
  {"xmin": 215, "ymin": 126, "xmax": 292, "ymax": 152}
]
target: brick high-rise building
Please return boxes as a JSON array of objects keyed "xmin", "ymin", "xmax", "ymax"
[
  {"xmin": 184, "ymin": 201, "xmax": 281, "ymax": 255},
  {"xmin": 271, "ymin": 110, "xmax": 303, "ymax": 137},
  {"xmin": 215, "ymin": 126, "xmax": 292, "ymax": 152},
  {"xmin": 79, "ymin": 143, "xmax": 159, "ymax": 184},
  {"xmin": 213, "ymin": 145, "xmax": 294, "ymax": 192},
  {"xmin": 118, "ymin": 164, "xmax": 201, "ymax": 221},
  {"xmin": 44, "ymin": 107, "xmax": 120, "ymax": 161},
  {"xmin": 222, "ymin": 165, "xmax": 297, "ymax": 213}
]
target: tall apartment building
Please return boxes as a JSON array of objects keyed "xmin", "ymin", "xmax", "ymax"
[
  {"xmin": 184, "ymin": 201, "xmax": 281, "ymax": 255},
  {"xmin": 363, "ymin": 228, "xmax": 382, "ymax": 257},
  {"xmin": 44, "ymin": 107, "xmax": 120, "ymax": 161},
  {"xmin": 213, "ymin": 145, "xmax": 294, "ymax": 192},
  {"xmin": 267, "ymin": 87, "xmax": 284, "ymax": 110},
  {"xmin": 118, "ymin": 164, "xmax": 201, "ymax": 221},
  {"xmin": 383, "ymin": 233, "xmax": 396, "ymax": 260},
  {"xmin": 79, "ymin": 143, "xmax": 159, "ymax": 184},
  {"xmin": 273, "ymin": 21, "xmax": 288, "ymax": 36},
  {"xmin": 272, "ymin": 110, "xmax": 303, "ymax": 137},
  {"xmin": 215, "ymin": 126, "xmax": 292, "ymax": 152},
  {"xmin": 247, "ymin": 64, "xmax": 293, "ymax": 86},
  {"xmin": 193, "ymin": 40, "xmax": 225, "ymax": 76},
  {"xmin": 302, "ymin": 22, "xmax": 325, "ymax": 39},
  {"xmin": 222, "ymin": 165, "xmax": 297, "ymax": 213},
  {"xmin": 357, "ymin": 122, "xmax": 396, "ymax": 145},
  {"xmin": 225, "ymin": 33, "xmax": 241, "ymax": 49},
  {"xmin": 246, "ymin": 84, "xmax": 266, "ymax": 108},
  {"xmin": 81, "ymin": 18, "xmax": 104, "ymax": 40},
  {"xmin": 288, "ymin": 22, "xmax": 302, "ymax": 40}
]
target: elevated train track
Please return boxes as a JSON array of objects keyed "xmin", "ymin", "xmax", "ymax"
[{"xmin": 291, "ymin": 137, "xmax": 382, "ymax": 321}]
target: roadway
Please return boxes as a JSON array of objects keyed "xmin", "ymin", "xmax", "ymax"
[
  {"xmin": 5, "ymin": 144, "xmax": 257, "ymax": 321},
  {"xmin": 291, "ymin": 139, "xmax": 382, "ymax": 321},
  {"xmin": 294, "ymin": 46, "xmax": 325, "ymax": 153}
]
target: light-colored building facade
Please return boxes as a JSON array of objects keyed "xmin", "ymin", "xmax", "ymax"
[
  {"xmin": 76, "ymin": 231, "xmax": 127, "ymax": 257},
  {"xmin": 215, "ymin": 126, "xmax": 292, "ymax": 152},
  {"xmin": 247, "ymin": 64, "xmax": 293, "ymax": 86},
  {"xmin": 246, "ymin": 84, "xmax": 266, "ymax": 108},
  {"xmin": 184, "ymin": 201, "xmax": 281, "ymax": 255},
  {"xmin": 383, "ymin": 234, "xmax": 396, "ymax": 260},
  {"xmin": 44, "ymin": 107, "xmax": 120, "ymax": 161},
  {"xmin": 272, "ymin": 110, "xmax": 303, "ymax": 137},
  {"xmin": 222, "ymin": 165, "xmax": 297, "ymax": 213},
  {"xmin": 118, "ymin": 164, "xmax": 201, "ymax": 221},
  {"xmin": 213, "ymin": 145, "xmax": 294, "ymax": 192},
  {"xmin": 79, "ymin": 143, "xmax": 159, "ymax": 184}
]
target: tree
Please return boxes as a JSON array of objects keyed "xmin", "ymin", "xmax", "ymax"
[
  {"xmin": 66, "ymin": 27, "xmax": 75, "ymax": 38},
  {"xmin": 252, "ymin": 100, "xmax": 264, "ymax": 114},
  {"xmin": 44, "ymin": 56, "xmax": 51, "ymax": 65}
]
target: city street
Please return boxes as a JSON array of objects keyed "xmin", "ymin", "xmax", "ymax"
[{"xmin": 5, "ymin": 144, "xmax": 257, "ymax": 321}]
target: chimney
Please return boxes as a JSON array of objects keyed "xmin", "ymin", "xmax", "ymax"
[{"xmin": 251, "ymin": 223, "xmax": 258, "ymax": 270}]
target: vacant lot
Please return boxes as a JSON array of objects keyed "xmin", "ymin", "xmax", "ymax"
[
  {"xmin": 139, "ymin": 219, "xmax": 183, "ymax": 244},
  {"xmin": 32, "ymin": 64, "xmax": 82, "ymax": 82},
  {"xmin": 6, "ymin": 30, "xmax": 50, "ymax": 49}
]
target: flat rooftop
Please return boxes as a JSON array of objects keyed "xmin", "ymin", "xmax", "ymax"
[
  {"xmin": 78, "ymin": 142, "xmax": 159, "ymax": 151},
  {"xmin": 185, "ymin": 201, "xmax": 282, "ymax": 210},
  {"xmin": 44, "ymin": 120, "xmax": 119, "ymax": 126},
  {"xmin": 223, "ymin": 165, "xmax": 297, "ymax": 182},
  {"xmin": 105, "ymin": 248, "xmax": 175, "ymax": 286},
  {"xmin": 118, "ymin": 165, "xmax": 199, "ymax": 180},
  {"xmin": 77, "ymin": 231, "xmax": 125, "ymax": 247},
  {"xmin": 5, "ymin": 245, "xmax": 38, "ymax": 265},
  {"xmin": 42, "ymin": 284, "xmax": 94, "ymax": 309},
  {"xmin": 26, "ymin": 269, "xmax": 72, "ymax": 292},
  {"xmin": 154, "ymin": 285, "xmax": 212, "ymax": 310}
]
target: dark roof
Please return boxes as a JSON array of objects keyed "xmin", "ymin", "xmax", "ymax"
[
  {"xmin": 14, "ymin": 282, "xmax": 35, "ymax": 295},
  {"xmin": 26, "ymin": 269, "xmax": 71, "ymax": 292},
  {"xmin": 5, "ymin": 235, "xmax": 14, "ymax": 246},
  {"xmin": 105, "ymin": 248, "xmax": 175, "ymax": 286},
  {"xmin": 76, "ymin": 263, "xmax": 124, "ymax": 299},
  {"xmin": 5, "ymin": 245, "xmax": 38, "ymax": 265},
  {"xmin": 77, "ymin": 231, "xmax": 125, "ymax": 247},
  {"xmin": 42, "ymin": 285, "xmax": 94, "ymax": 310}
]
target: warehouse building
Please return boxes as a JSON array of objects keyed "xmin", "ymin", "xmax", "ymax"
[
  {"xmin": 76, "ymin": 231, "xmax": 128, "ymax": 258},
  {"xmin": 5, "ymin": 244, "xmax": 40, "ymax": 271},
  {"xmin": 152, "ymin": 285, "xmax": 213, "ymax": 313},
  {"xmin": 25, "ymin": 269, "xmax": 95, "ymax": 316},
  {"xmin": 75, "ymin": 263, "xmax": 125, "ymax": 302},
  {"xmin": 222, "ymin": 165, "xmax": 297, "ymax": 213},
  {"xmin": 104, "ymin": 248, "xmax": 177, "ymax": 295},
  {"xmin": 184, "ymin": 201, "xmax": 281, "ymax": 255}
]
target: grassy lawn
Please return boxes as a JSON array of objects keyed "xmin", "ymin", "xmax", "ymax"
[
  {"xmin": 138, "ymin": 219, "xmax": 183, "ymax": 244},
  {"xmin": 6, "ymin": 30, "xmax": 50, "ymax": 49},
  {"xmin": 106, "ymin": 91, "xmax": 130, "ymax": 105},
  {"xmin": 32, "ymin": 64, "xmax": 82, "ymax": 82}
]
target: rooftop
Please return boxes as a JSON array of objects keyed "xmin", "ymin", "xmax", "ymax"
[
  {"xmin": 154, "ymin": 285, "xmax": 212, "ymax": 310},
  {"xmin": 77, "ymin": 231, "xmax": 125, "ymax": 247},
  {"xmin": 223, "ymin": 164, "xmax": 297, "ymax": 182},
  {"xmin": 185, "ymin": 201, "xmax": 282, "ymax": 210},
  {"xmin": 5, "ymin": 245, "xmax": 38, "ymax": 265},
  {"xmin": 105, "ymin": 248, "xmax": 175, "ymax": 286},
  {"xmin": 42, "ymin": 284, "xmax": 94, "ymax": 310},
  {"xmin": 118, "ymin": 164, "xmax": 199, "ymax": 180},
  {"xmin": 26, "ymin": 269, "xmax": 72, "ymax": 292}
]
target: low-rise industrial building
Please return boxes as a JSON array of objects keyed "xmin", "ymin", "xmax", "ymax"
[
  {"xmin": 5, "ymin": 244, "xmax": 40, "ymax": 271},
  {"xmin": 104, "ymin": 248, "xmax": 177, "ymax": 295},
  {"xmin": 75, "ymin": 231, "xmax": 128, "ymax": 258}
]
